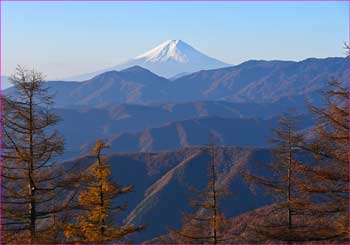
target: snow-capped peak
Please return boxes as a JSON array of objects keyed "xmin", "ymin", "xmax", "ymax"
[
  {"xmin": 63, "ymin": 40, "xmax": 230, "ymax": 80},
  {"xmin": 134, "ymin": 40, "xmax": 200, "ymax": 63}
]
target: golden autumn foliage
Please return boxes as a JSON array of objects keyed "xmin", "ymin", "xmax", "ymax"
[
  {"xmin": 299, "ymin": 80, "xmax": 350, "ymax": 242},
  {"xmin": 64, "ymin": 139, "xmax": 143, "ymax": 243}
]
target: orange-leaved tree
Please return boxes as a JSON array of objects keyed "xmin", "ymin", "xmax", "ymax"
[
  {"xmin": 64, "ymin": 139, "xmax": 143, "ymax": 243},
  {"xmin": 299, "ymin": 80, "xmax": 349, "ymax": 242}
]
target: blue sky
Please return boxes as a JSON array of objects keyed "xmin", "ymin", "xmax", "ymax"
[{"xmin": 2, "ymin": 1, "xmax": 348, "ymax": 79}]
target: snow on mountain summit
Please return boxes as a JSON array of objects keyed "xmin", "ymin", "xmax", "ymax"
[
  {"xmin": 134, "ymin": 40, "xmax": 227, "ymax": 66},
  {"xmin": 135, "ymin": 40, "xmax": 192, "ymax": 63},
  {"xmin": 64, "ymin": 40, "xmax": 230, "ymax": 80},
  {"xmin": 119, "ymin": 40, "xmax": 230, "ymax": 77}
]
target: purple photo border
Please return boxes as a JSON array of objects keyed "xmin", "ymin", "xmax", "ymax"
[
  {"xmin": 0, "ymin": 0, "xmax": 349, "ymax": 245},
  {"xmin": 1, "ymin": 0, "xmax": 350, "ymax": 1}
]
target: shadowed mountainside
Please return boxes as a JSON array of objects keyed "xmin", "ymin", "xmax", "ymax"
[
  {"xmin": 65, "ymin": 146, "xmax": 274, "ymax": 242},
  {"xmin": 54, "ymin": 100, "xmax": 312, "ymax": 158},
  {"xmin": 99, "ymin": 116, "xmax": 280, "ymax": 153}
]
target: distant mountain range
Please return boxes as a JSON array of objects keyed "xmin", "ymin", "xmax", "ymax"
[
  {"xmin": 81, "ymin": 116, "xmax": 278, "ymax": 154},
  {"xmin": 65, "ymin": 40, "xmax": 230, "ymax": 80},
  {"xmin": 90, "ymin": 116, "xmax": 310, "ymax": 153},
  {"xmin": 54, "ymin": 101, "xmax": 313, "ymax": 159},
  {"xmin": 4, "ymin": 55, "xmax": 346, "ymax": 162},
  {"xmin": 5, "ymin": 56, "xmax": 347, "ymax": 106},
  {"xmin": 166, "ymin": 57, "xmax": 349, "ymax": 102}
]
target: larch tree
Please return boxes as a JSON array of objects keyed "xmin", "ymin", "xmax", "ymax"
[
  {"xmin": 64, "ymin": 139, "xmax": 143, "ymax": 243},
  {"xmin": 167, "ymin": 145, "xmax": 231, "ymax": 244},
  {"xmin": 242, "ymin": 114, "xmax": 310, "ymax": 243},
  {"xmin": 298, "ymin": 80, "xmax": 349, "ymax": 243},
  {"xmin": 1, "ymin": 66, "xmax": 72, "ymax": 243}
]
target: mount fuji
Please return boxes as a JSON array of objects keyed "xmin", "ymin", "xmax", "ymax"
[{"xmin": 66, "ymin": 40, "xmax": 230, "ymax": 80}]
